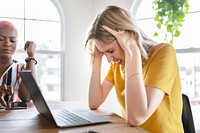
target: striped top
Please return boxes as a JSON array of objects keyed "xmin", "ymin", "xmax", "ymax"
[{"xmin": 0, "ymin": 60, "xmax": 25, "ymax": 101}]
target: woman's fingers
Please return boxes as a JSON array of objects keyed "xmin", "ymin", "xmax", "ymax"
[
  {"xmin": 102, "ymin": 25, "xmax": 127, "ymax": 50},
  {"xmin": 0, "ymin": 85, "xmax": 6, "ymax": 107},
  {"xmin": 102, "ymin": 25, "xmax": 117, "ymax": 37},
  {"xmin": 102, "ymin": 25, "xmax": 125, "ymax": 37},
  {"xmin": 24, "ymin": 41, "xmax": 36, "ymax": 57},
  {"xmin": 0, "ymin": 85, "xmax": 14, "ymax": 106},
  {"xmin": 0, "ymin": 97, "xmax": 6, "ymax": 107},
  {"xmin": 24, "ymin": 41, "xmax": 32, "ymax": 50},
  {"xmin": 8, "ymin": 92, "xmax": 14, "ymax": 103}
]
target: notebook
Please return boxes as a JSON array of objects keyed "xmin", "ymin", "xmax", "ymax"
[{"xmin": 19, "ymin": 71, "xmax": 110, "ymax": 128}]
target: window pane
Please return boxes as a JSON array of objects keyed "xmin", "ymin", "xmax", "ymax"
[
  {"xmin": 178, "ymin": 53, "xmax": 196, "ymax": 97},
  {"xmin": 37, "ymin": 54, "xmax": 61, "ymax": 101},
  {"xmin": 136, "ymin": 19, "xmax": 165, "ymax": 43},
  {"xmin": 0, "ymin": 0, "xmax": 24, "ymax": 18},
  {"xmin": 178, "ymin": 53, "xmax": 200, "ymax": 97},
  {"xmin": 25, "ymin": 0, "xmax": 60, "ymax": 21},
  {"xmin": 135, "ymin": 0, "xmax": 155, "ymax": 19},
  {"xmin": 173, "ymin": 12, "xmax": 200, "ymax": 49},
  {"xmin": 188, "ymin": 0, "xmax": 200, "ymax": 12},
  {"xmin": 25, "ymin": 20, "xmax": 61, "ymax": 51}
]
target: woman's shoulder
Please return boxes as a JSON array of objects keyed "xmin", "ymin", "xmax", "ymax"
[
  {"xmin": 154, "ymin": 43, "xmax": 174, "ymax": 50},
  {"xmin": 149, "ymin": 43, "xmax": 176, "ymax": 59},
  {"xmin": 152, "ymin": 43, "xmax": 175, "ymax": 54}
]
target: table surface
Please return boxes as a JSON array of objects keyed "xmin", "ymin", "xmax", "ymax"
[{"xmin": 0, "ymin": 101, "xmax": 149, "ymax": 133}]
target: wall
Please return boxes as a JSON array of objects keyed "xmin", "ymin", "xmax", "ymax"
[{"xmin": 58, "ymin": 0, "xmax": 93, "ymax": 101}]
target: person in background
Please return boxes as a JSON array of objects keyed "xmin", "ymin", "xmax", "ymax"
[
  {"xmin": 0, "ymin": 20, "xmax": 37, "ymax": 108},
  {"xmin": 85, "ymin": 6, "xmax": 184, "ymax": 133}
]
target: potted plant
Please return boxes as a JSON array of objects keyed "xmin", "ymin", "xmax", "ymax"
[{"xmin": 152, "ymin": 0, "xmax": 190, "ymax": 44}]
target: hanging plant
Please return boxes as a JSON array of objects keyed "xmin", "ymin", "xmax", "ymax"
[{"xmin": 152, "ymin": 0, "xmax": 190, "ymax": 44}]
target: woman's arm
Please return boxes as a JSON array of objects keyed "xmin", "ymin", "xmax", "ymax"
[
  {"xmin": 125, "ymin": 44, "xmax": 164, "ymax": 126},
  {"xmin": 88, "ymin": 46, "xmax": 114, "ymax": 110},
  {"xmin": 18, "ymin": 41, "xmax": 36, "ymax": 102},
  {"xmin": 24, "ymin": 41, "xmax": 36, "ymax": 77}
]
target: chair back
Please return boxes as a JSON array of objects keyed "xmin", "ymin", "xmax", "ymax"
[{"xmin": 182, "ymin": 94, "xmax": 196, "ymax": 133}]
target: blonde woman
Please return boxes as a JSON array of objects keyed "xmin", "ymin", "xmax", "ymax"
[{"xmin": 85, "ymin": 6, "xmax": 183, "ymax": 133}]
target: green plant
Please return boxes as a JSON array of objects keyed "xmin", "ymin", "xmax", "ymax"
[{"xmin": 153, "ymin": 0, "xmax": 190, "ymax": 44}]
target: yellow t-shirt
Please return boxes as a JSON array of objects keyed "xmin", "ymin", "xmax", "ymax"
[{"xmin": 105, "ymin": 43, "xmax": 184, "ymax": 133}]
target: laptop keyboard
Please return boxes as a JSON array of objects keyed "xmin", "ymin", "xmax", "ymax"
[{"xmin": 52, "ymin": 109, "xmax": 92, "ymax": 126}]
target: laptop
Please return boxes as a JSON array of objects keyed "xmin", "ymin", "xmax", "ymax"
[{"xmin": 19, "ymin": 71, "xmax": 110, "ymax": 128}]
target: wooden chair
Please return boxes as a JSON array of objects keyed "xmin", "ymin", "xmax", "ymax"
[{"xmin": 182, "ymin": 94, "xmax": 196, "ymax": 133}]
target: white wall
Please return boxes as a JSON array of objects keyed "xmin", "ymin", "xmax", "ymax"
[
  {"xmin": 58, "ymin": 0, "xmax": 134, "ymax": 114},
  {"xmin": 58, "ymin": 0, "xmax": 93, "ymax": 101}
]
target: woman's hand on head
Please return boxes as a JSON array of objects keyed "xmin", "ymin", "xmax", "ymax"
[
  {"xmin": 24, "ymin": 41, "xmax": 36, "ymax": 57},
  {"xmin": 102, "ymin": 25, "xmax": 136, "ymax": 52}
]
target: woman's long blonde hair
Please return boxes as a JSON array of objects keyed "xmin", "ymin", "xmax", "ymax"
[{"xmin": 85, "ymin": 5, "xmax": 157, "ymax": 65}]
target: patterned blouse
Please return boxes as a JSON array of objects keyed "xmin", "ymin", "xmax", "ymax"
[{"xmin": 0, "ymin": 60, "xmax": 25, "ymax": 101}]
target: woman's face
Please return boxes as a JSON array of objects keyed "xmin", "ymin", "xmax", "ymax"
[
  {"xmin": 0, "ymin": 28, "xmax": 18, "ymax": 60},
  {"xmin": 95, "ymin": 39, "xmax": 125, "ymax": 66}
]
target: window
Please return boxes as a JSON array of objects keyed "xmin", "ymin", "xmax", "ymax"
[
  {"xmin": 132, "ymin": 0, "xmax": 200, "ymax": 131},
  {"xmin": 0, "ymin": 0, "xmax": 64, "ymax": 101}
]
